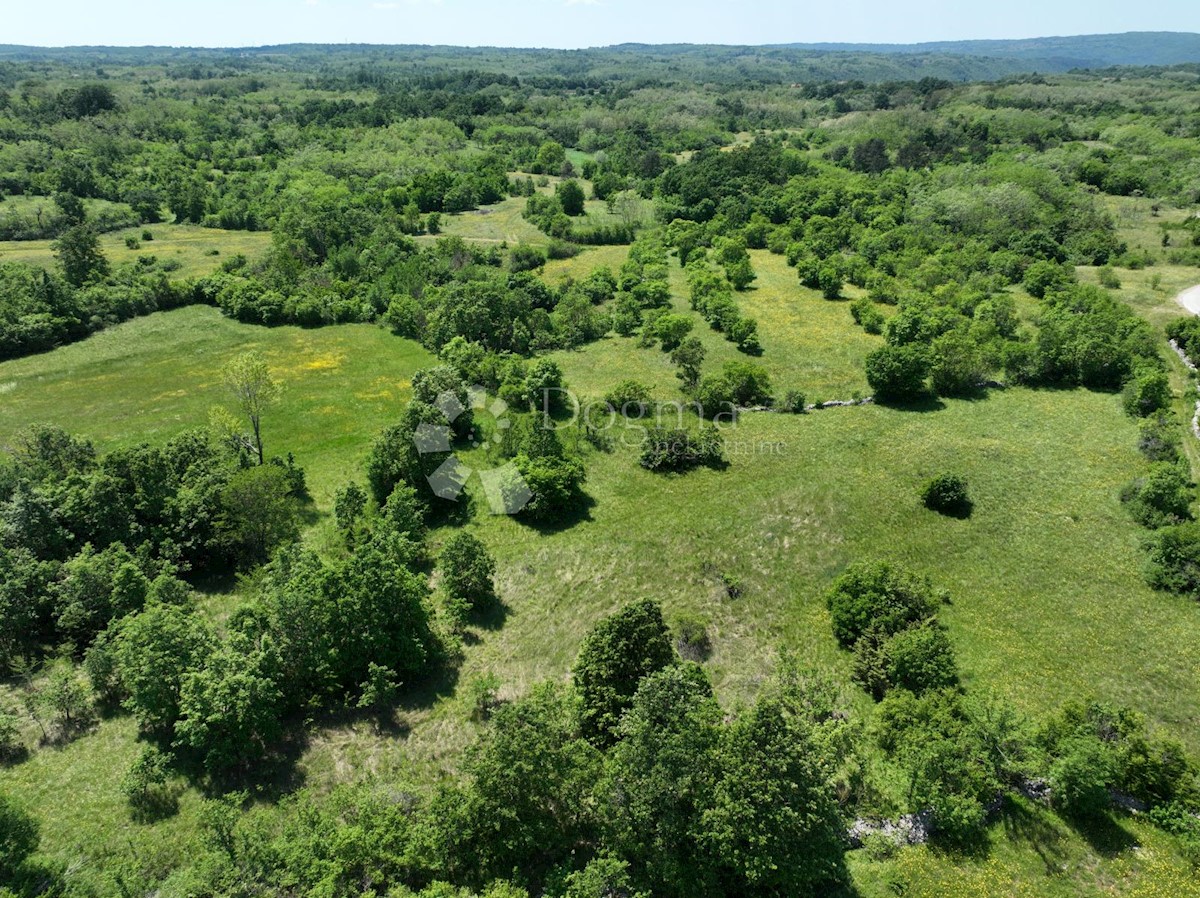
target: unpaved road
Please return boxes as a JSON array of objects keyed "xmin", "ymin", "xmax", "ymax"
[{"xmin": 1176, "ymin": 284, "xmax": 1200, "ymax": 315}]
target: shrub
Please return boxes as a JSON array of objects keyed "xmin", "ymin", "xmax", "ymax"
[
  {"xmin": 1121, "ymin": 463, "xmax": 1193, "ymax": 529},
  {"xmin": 1138, "ymin": 412, "xmax": 1181, "ymax": 463},
  {"xmin": 439, "ymin": 531, "xmax": 497, "ymax": 610},
  {"xmin": 1098, "ymin": 266, "xmax": 1122, "ymax": 289},
  {"xmin": 780, "ymin": 390, "xmax": 807, "ymax": 413},
  {"xmin": 1122, "ymin": 369, "xmax": 1171, "ymax": 418},
  {"xmin": 849, "ymin": 297, "xmax": 885, "ymax": 334},
  {"xmin": 670, "ymin": 611, "xmax": 711, "ymax": 660},
  {"xmin": 865, "ymin": 344, "xmax": 929, "ymax": 403},
  {"xmin": 604, "ymin": 380, "xmax": 651, "ymax": 417},
  {"xmin": 121, "ymin": 745, "xmax": 177, "ymax": 820},
  {"xmin": 826, "ymin": 561, "xmax": 940, "ymax": 647},
  {"xmin": 1051, "ymin": 737, "xmax": 1113, "ymax": 820},
  {"xmin": 921, "ymin": 473, "xmax": 972, "ymax": 517},
  {"xmin": 639, "ymin": 425, "xmax": 725, "ymax": 472},
  {"xmin": 882, "ymin": 621, "xmax": 959, "ymax": 695},
  {"xmin": 1144, "ymin": 523, "xmax": 1200, "ymax": 596}
]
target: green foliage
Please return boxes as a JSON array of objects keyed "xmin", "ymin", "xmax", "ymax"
[
  {"xmin": 1050, "ymin": 737, "xmax": 1114, "ymax": 821},
  {"xmin": 1144, "ymin": 523, "xmax": 1200, "ymax": 597},
  {"xmin": 865, "ymin": 344, "xmax": 929, "ymax": 402},
  {"xmin": 826, "ymin": 561, "xmax": 940, "ymax": 648},
  {"xmin": 217, "ymin": 465, "xmax": 301, "ymax": 567},
  {"xmin": 1122, "ymin": 463, "xmax": 1193, "ymax": 529},
  {"xmin": 440, "ymin": 532, "xmax": 497, "ymax": 611},
  {"xmin": 921, "ymin": 473, "xmax": 972, "ymax": 517},
  {"xmin": 1122, "ymin": 369, "xmax": 1172, "ymax": 418},
  {"xmin": 53, "ymin": 222, "xmax": 110, "ymax": 287},
  {"xmin": 572, "ymin": 598, "xmax": 676, "ymax": 746},
  {"xmin": 0, "ymin": 793, "xmax": 39, "ymax": 882},
  {"xmin": 639, "ymin": 426, "xmax": 725, "ymax": 473}
]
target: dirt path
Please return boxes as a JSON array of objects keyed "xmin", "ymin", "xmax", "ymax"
[{"xmin": 1175, "ymin": 284, "xmax": 1200, "ymax": 315}]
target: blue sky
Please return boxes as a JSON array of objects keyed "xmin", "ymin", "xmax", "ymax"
[{"xmin": 4, "ymin": 0, "xmax": 1199, "ymax": 48}]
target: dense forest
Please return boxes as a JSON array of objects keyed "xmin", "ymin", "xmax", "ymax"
[{"xmin": 2, "ymin": 34, "xmax": 1200, "ymax": 898}]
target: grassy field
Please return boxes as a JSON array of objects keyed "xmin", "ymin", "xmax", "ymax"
[
  {"xmin": 0, "ymin": 223, "xmax": 273, "ymax": 280},
  {"xmin": 0, "ymin": 306, "xmax": 433, "ymax": 510},
  {"xmin": 548, "ymin": 249, "xmax": 881, "ymax": 401},
  {"xmin": 3, "ymin": 196, "xmax": 1200, "ymax": 896}
]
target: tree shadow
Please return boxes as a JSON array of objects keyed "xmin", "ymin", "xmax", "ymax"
[
  {"xmin": 876, "ymin": 395, "xmax": 947, "ymax": 413},
  {"xmin": 998, "ymin": 797, "xmax": 1068, "ymax": 874},
  {"xmin": 515, "ymin": 492, "xmax": 597, "ymax": 534},
  {"xmin": 1063, "ymin": 810, "xmax": 1139, "ymax": 857},
  {"xmin": 470, "ymin": 595, "xmax": 511, "ymax": 632}
]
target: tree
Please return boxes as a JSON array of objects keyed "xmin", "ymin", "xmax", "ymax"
[
  {"xmin": 53, "ymin": 222, "xmax": 109, "ymax": 287},
  {"xmin": 433, "ymin": 683, "xmax": 602, "ymax": 889},
  {"xmin": 865, "ymin": 344, "xmax": 930, "ymax": 403},
  {"xmin": 0, "ymin": 792, "xmax": 39, "ymax": 882},
  {"xmin": 573, "ymin": 598, "xmax": 676, "ymax": 746},
  {"xmin": 175, "ymin": 643, "xmax": 283, "ymax": 775},
  {"xmin": 1122, "ymin": 369, "xmax": 1171, "ymax": 418},
  {"xmin": 1051, "ymin": 737, "xmax": 1114, "ymax": 821},
  {"xmin": 602, "ymin": 663, "xmax": 721, "ymax": 897},
  {"xmin": 116, "ymin": 601, "xmax": 216, "ymax": 737},
  {"xmin": 671, "ymin": 336, "xmax": 706, "ymax": 391},
  {"xmin": 220, "ymin": 352, "xmax": 282, "ymax": 465},
  {"xmin": 652, "ymin": 313, "xmax": 694, "ymax": 352},
  {"xmin": 825, "ymin": 560, "xmax": 939, "ymax": 648},
  {"xmin": 440, "ymin": 531, "xmax": 497, "ymax": 611},
  {"xmin": 217, "ymin": 465, "xmax": 301, "ymax": 566},
  {"xmin": 557, "ymin": 180, "xmax": 586, "ymax": 217},
  {"xmin": 703, "ymin": 697, "xmax": 848, "ymax": 895}
]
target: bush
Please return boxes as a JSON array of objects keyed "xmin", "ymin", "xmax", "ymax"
[
  {"xmin": 780, "ymin": 390, "xmax": 807, "ymax": 413},
  {"xmin": 603, "ymin": 380, "xmax": 651, "ymax": 417},
  {"xmin": 1098, "ymin": 266, "xmax": 1122, "ymax": 289},
  {"xmin": 1051, "ymin": 737, "xmax": 1113, "ymax": 820},
  {"xmin": 439, "ymin": 531, "xmax": 497, "ymax": 611},
  {"xmin": 1138, "ymin": 412, "xmax": 1181, "ymax": 463},
  {"xmin": 121, "ymin": 745, "xmax": 177, "ymax": 820},
  {"xmin": 921, "ymin": 473, "xmax": 972, "ymax": 517},
  {"xmin": 1144, "ymin": 523, "xmax": 1200, "ymax": 596},
  {"xmin": 639, "ymin": 425, "xmax": 725, "ymax": 472},
  {"xmin": 826, "ymin": 561, "xmax": 940, "ymax": 647},
  {"xmin": 849, "ymin": 297, "xmax": 885, "ymax": 334},
  {"xmin": 670, "ymin": 611, "xmax": 711, "ymax": 660},
  {"xmin": 1122, "ymin": 369, "xmax": 1171, "ymax": 418},
  {"xmin": 1121, "ymin": 463, "xmax": 1193, "ymax": 529},
  {"xmin": 865, "ymin": 344, "xmax": 929, "ymax": 403}
]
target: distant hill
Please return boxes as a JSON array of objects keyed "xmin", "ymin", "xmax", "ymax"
[
  {"xmin": 0, "ymin": 32, "xmax": 1197, "ymax": 83},
  {"xmin": 782, "ymin": 32, "xmax": 1200, "ymax": 70}
]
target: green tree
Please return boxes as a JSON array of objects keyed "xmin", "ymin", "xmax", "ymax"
[
  {"xmin": 440, "ymin": 531, "xmax": 497, "ymax": 611},
  {"xmin": 573, "ymin": 598, "xmax": 676, "ymax": 746},
  {"xmin": 602, "ymin": 663, "xmax": 721, "ymax": 897},
  {"xmin": 116, "ymin": 601, "xmax": 215, "ymax": 737},
  {"xmin": 433, "ymin": 683, "xmax": 602, "ymax": 889},
  {"xmin": 53, "ymin": 222, "xmax": 109, "ymax": 287},
  {"xmin": 703, "ymin": 697, "xmax": 848, "ymax": 895},
  {"xmin": 865, "ymin": 344, "xmax": 930, "ymax": 403},
  {"xmin": 220, "ymin": 352, "xmax": 282, "ymax": 465},
  {"xmin": 556, "ymin": 180, "xmax": 586, "ymax": 217},
  {"xmin": 671, "ymin": 336, "xmax": 706, "ymax": 391},
  {"xmin": 217, "ymin": 465, "xmax": 301, "ymax": 566},
  {"xmin": 175, "ymin": 643, "xmax": 283, "ymax": 775},
  {"xmin": 825, "ymin": 560, "xmax": 939, "ymax": 648}
]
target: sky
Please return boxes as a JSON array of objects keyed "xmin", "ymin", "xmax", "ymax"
[{"xmin": 2, "ymin": 0, "xmax": 1199, "ymax": 49}]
